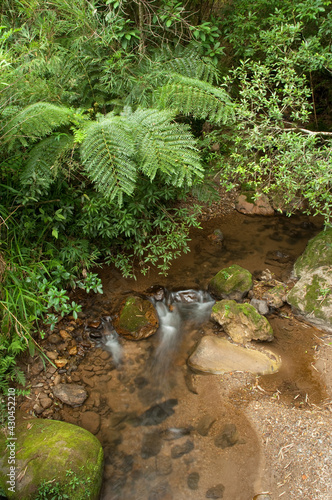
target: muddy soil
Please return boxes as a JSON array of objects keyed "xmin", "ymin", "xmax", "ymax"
[{"xmin": 17, "ymin": 211, "xmax": 332, "ymax": 500}]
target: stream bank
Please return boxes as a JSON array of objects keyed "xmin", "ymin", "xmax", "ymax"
[{"xmin": 11, "ymin": 211, "xmax": 332, "ymax": 499}]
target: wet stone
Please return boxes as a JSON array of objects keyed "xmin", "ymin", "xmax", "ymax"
[
  {"xmin": 141, "ymin": 431, "xmax": 162, "ymax": 459},
  {"xmin": 148, "ymin": 481, "xmax": 173, "ymax": 500},
  {"xmin": 196, "ymin": 415, "xmax": 216, "ymax": 436},
  {"xmin": 52, "ymin": 383, "xmax": 87, "ymax": 407},
  {"xmin": 138, "ymin": 387, "xmax": 164, "ymax": 406},
  {"xmin": 156, "ymin": 455, "xmax": 172, "ymax": 476},
  {"xmin": 134, "ymin": 375, "xmax": 149, "ymax": 389},
  {"xmin": 187, "ymin": 472, "xmax": 200, "ymax": 490},
  {"xmin": 80, "ymin": 411, "xmax": 101, "ymax": 435},
  {"xmin": 214, "ymin": 423, "xmax": 239, "ymax": 449},
  {"xmin": 206, "ymin": 484, "xmax": 225, "ymax": 499},
  {"xmin": 253, "ymin": 495, "xmax": 272, "ymax": 500},
  {"xmin": 39, "ymin": 396, "xmax": 53, "ymax": 410},
  {"xmin": 171, "ymin": 439, "xmax": 194, "ymax": 459},
  {"xmin": 134, "ymin": 399, "xmax": 178, "ymax": 426}
]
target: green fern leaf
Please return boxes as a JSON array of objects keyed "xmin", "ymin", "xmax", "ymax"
[
  {"xmin": 128, "ymin": 108, "xmax": 204, "ymax": 186},
  {"xmin": 155, "ymin": 75, "xmax": 233, "ymax": 124},
  {"xmin": 20, "ymin": 134, "xmax": 75, "ymax": 196},
  {"xmin": 81, "ymin": 116, "xmax": 137, "ymax": 204},
  {"xmin": 3, "ymin": 102, "xmax": 75, "ymax": 150}
]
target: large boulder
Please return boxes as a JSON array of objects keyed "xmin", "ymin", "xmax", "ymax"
[
  {"xmin": 293, "ymin": 229, "xmax": 332, "ymax": 278},
  {"xmin": 0, "ymin": 419, "xmax": 103, "ymax": 500},
  {"xmin": 287, "ymin": 266, "xmax": 332, "ymax": 332},
  {"xmin": 235, "ymin": 193, "xmax": 274, "ymax": 216},
  {"xmin": 114, "ymin": 296, "xmax": 159, "ymax": 340},
  {"xmin": 188, "ymin": 336, "xmax": 281, "ymax": 375},
  {"xmin": 211, "ymin": 300, "xmax": 274, "ymax": 344},
  {"xmin": 208, "ymin": 265, "xmax": 253, "ymax": 301}
]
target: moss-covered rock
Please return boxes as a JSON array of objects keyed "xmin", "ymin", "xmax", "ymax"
[
  {"xmin": 287, "ymin": 266, "xmax": 332, "ymax": 332},
  {"xmin": 208, "ymin": 265, "xmax": 253, "ymax": 301},
  {"xmin": 262, "ymin": 284, "xmax": 287, "ymax": 309},
  {"xmin": 0, "ymin": 419, "xmax": 103, "ymax": 500},
  {"xmin": 114, "ymin": 295, "xmax": 159, "ymax": 340},
  {"xmin": 293, "ymin": 229, "xmax": 332, "ymax": 278},
  {"xmin": 211, "ymin": 299, "xmax": 274, "ymax": 344}
]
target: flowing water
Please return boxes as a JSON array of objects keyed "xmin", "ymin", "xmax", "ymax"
[{"xmin": 59, "ymin": 211, "xmax": 329, "ymax": 500}]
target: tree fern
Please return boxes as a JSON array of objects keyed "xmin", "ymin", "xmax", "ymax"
[
  {"xmin": 155, "ymin": 74, "xmax": 233, "ymax": 124},
  {"xmin": 20, "ymin": 134, "xmax": 74, "ymax": 198},
  {"xmin": 80, "ymin": 116, "xmax": 137, "ymax": 205},
  {"xmin": 128, "ymin": 108, "xmax": 204, "ymax": 186},
  {"xmin": 3, "ymin": 102, "xmax": 75, "ymax": 150}
]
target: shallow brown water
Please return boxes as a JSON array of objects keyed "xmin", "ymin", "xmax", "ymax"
[{"xmin": 64, "ymin": 212, "xmax": 328, "ymax": 500}]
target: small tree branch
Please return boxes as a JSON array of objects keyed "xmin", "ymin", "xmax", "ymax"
[{"xmin": 284, "ymin": 122, "xmax": 332, "ymax": 136}]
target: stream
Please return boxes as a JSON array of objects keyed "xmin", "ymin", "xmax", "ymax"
[{"xmin": 57, "ymin": 211, "xmax": 328, "ymax": 500}]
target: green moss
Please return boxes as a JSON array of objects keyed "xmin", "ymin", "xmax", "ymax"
[
  {"xmin": 0, "ymin": 420, "xmax": 103, "ymax": 500},
  {"xmin": 118, "ymin": 296, "xmax": 152, "ymax": 331},
  {"xmin": 209, "ymin": 265, "xmax": 253, "ymax": 299},
  {"xmin": 294, "ymin": 229, "xmax": 332, "ymax": 277}
]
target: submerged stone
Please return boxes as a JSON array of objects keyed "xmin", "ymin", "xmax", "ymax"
[
  {"xmin": 0, "ymin": 419, "xmax": 103, "ymax": 500},
  {"xmin": 188, "ymin": 336, "xmax": 281, "ymax": 375},
  {"xmin": 114, "ymin": 296, "xmax": 159, "ymax": 340},
  {"xmin": 208, "ymin": 265, "xmax": 253, "ymax": 301},
  {"xmin": 141, "ymin": 431, "xmax": 162, "ymax": 459},
  {"xmin": 171, "ymin": 439, "xmax": 194, "ymax": 459},
  {"xmin": 196, "ymin": 415, "xmax": 216, "ymax": 436},
  {"xmin": 211, "ymin": 300, "xmax": 273, "ymax": 343},
  {"xmin": 206, "ymin": 483, "xmax": 225, "ymax": 499},
  {"xmin": 287, "ymin": 266, "xmax": 332, "ymax": 332},
  {"xmin": 133, "ymin": 399, "xmax": 178, "ymax": 426},
  {"xmin": 214, "ymin": 423, "xmax": 240, "ymax": 449},
  {"xmin": 187, "ymin": 472, "xmax": 200, "ymax": 490}
]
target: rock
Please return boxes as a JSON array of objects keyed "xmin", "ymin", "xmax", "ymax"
[
  {"xmin": 148, "ymin": 481, "xmax": 173, "ymax": 500},
  {"xmin": 211, "ymin": 300, "xmax": 273, "ymax": 343},
  {"xmin": 133, "ymin": 399, "xmax": 178, "ymax": 426},
  {"xmin": 208, "ymin": 265, "xmax": 253, "ymax": 301},
  {"xmin": 171, "ymin": 440, "xmax": 194, "ymax": 459},
  {"xmin": 250, "ymin": 298, "xmax": 269, "ymax": 315},
  {"xmin": 80, "ymin": 411, "xmax": 101, "ymax": 435},
  {"xmin": 188, "ymin": 336, "xmax": 281, "ymax": 375},
  {"xmin": 156, "ymin": 455, "xmax": 173, "ymax": 476},
  {"xmin": 45, "ymin": 351, "xmax": 58, "ymax": 360},
  {"xmin": 145, "ymin": 285, "xmax": 166, "ymax": 302},
  {"xmin": 30, "ymin": 359, "xmax": 44, "ymax": 376},
  {"xmin": 184, "ymin": 370, "xmax": 198, "ymax": 394},
  {"xmin": 0, "ymin": 419, "xmax": 103, "ymax": 500},
  {"xmin": 206, "ymin": 484, "xmax": 225, "ymax": 498},
  {"xmin": 263, "ymin": 284, "xmax": 287, "ymax": 309},
  {"xmin": 293, "ymin": 229, "xmax": 332, "ymax": 278},
  {"xmin": 39, "ymin": 396, "xmax": 53, "ymax": 410},
  {"xmin": 53, "ymin": 384, "xmax": 87, "ymax": 407},
  {"xmin": 141, "ymin": 431, "xmax": 162, "ymax": 459},
  {"xmin": 59, "ymin": 329, "xmax": 72, "ymax": 341},
  {"xmin": 236, "ymin": 193, "xmax": 274, "ymax": 216},
  {"xmin": 214, "ymin": 423, "xmax": 240, "ymax": 448},
  {"xmin": 287, "ymin": 266, "xmax": 332, "ymax": 332},
  {"xmin": 208, "ymin": 229, "xmax": 224, "ymax": 243},
  {"xmin": 114, "ymin": 296, "xmax": 159, "ymax": 340},
  {"xmin": 55, "ymin": 358, "xmax": 68, "ymax": 368},
  {"xmin": 171, "ymin": 289, "xmax": 201, "ymax": 303},
  {"xmin": 253, "ymin": 495, "xmax": 272, "ymax": 500},
  {"xmin": 196, "ymin": 415, "xmax": 216, "ymax": 436},
  {"xmin": 187, "ymin": 472, "xmax": 200, "ymax": 490},
  {"xmin": 265, "ymin": 250, "xmax": 292, "ymax": 265},
  {"xmin": 47, "ymin": 333, "xmax": 61, "ymax": 344}
]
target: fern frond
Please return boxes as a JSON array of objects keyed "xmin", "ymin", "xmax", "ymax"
[
  {"xmin": 81, "ymin": 116, "xmax": 137, "ymax": 204},
  {"xmin": 128, "ymin": 108, "xmax": 204, "ymax": 186},
  {"xmin": 20, "ymin": 134, "xmax": 75, "ymax": 196},
  {"xmin": 155, "ymin": 75, "xmax": 233, "ymax": 125},
  {"xmin": 3, "ymin": 102, "xmax": 74, "ymax": 150}
]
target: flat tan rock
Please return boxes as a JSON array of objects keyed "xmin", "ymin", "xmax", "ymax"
[{"xmin": 188, "ymin": 336, "xmax": 281, "ymax": 375}]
